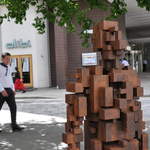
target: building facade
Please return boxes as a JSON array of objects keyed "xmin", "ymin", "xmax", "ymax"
[
  {"xmin": 0, "ymin": 2, "xmax": 126, "ymax": 89},
  {"xmin": 50, "ymin": 1, "xmax": 126, "ymax": 88},
  {"xmin": 126, "ymin": 0, "xmax": 150, "ymax": 73},
  {"xmin": 0, "ymin": 6, "xmax": 51, "ymax": 88}
]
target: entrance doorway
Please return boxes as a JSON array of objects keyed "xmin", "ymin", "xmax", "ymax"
[
  {"xmin": 127, "ymin": 50, "xmax": 143, "ymax": 73},
  {"xmin": 11, "ymin": 55, "xmax": 33, "ymax": 87}
]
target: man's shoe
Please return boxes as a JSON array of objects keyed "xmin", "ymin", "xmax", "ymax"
[{"xmin": 12, "ymin": 124, "xmax": 24, "ymax": 132}]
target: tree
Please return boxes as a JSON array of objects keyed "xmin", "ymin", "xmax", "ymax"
[{"xmin": 0, "ymin": 0, "xmax": 149, "ymax": 47}]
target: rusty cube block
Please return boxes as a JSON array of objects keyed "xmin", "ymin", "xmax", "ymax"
[
  {"xmin": 104, "ymin": 31, "xmax": 115, "ymax": 42},
  {"xmin": 65, "ymin": 122, "xmax": 72, "ymax": 132},
  {"xmin": 141, "ymin": 133, "xmax": 148, "ymax": 150},
  {"xmin": 122, "ymin": 111, "xmax": 135, "ymax": 129},
  {"xmin": 129, "ymin": 139, "xmax": 139, "ymax": 150},
  {"xmin": 114, "ymin": 99, "xmax": 127, "ymax": 111},
  {"xmin": 76, "ymin": 68, "xmax": 90, "ymax": 87},
  {"xmin": 133, "ymin": 87, "xmax": 144, "ymax": 97},
  {"xmin": 66, "ymin": 82, "xmax": 84, "ymax": 93},
  {"xmin": 92, "ymin": 25, "xmax": 104, "ymax": 50},
  {"xmin": 112, "ymin": 40, "xmax": 127, "ymax": 50},
  {"xmin": 89, "ymin": 66, "xmax": 103, "ymax": 75},
  {"xmin": 68, "ymin": 144, "xmax": 80, "ymax": 150},
  {"xmin": 90, "ymin": 75, "xmax": 109, "ymax": 113},
  {"xmin": 90, "ymin": 139, "xmax": 102, "ymax": 150},
  {"xmin": 110, "ymin": 69, "xmax": 127, "ymax": 82},
  {"xmin": 84, "ymin": 120, "xmax": 92, "ymax": 150},
  {"xmin": 135, "ymin": 121, "xmax": 145, "ymax": 139},
  {"xmin": 73, "ymin": 127, "xmax": 82, "ymax": 135},
  {"xmin": 104, "ymin": 144, "xmax": 125, "ymax": 150},
  {"xmin": 121, "ymin": 112, "xmax": 136, "ymax": 140},
  {"xmin": 98, "ymin": 121, "xmax": 122, "ymax": 142},
  {"xmin": 119, "ymin": 140, "xmax": 129, "ymax": 148},
  {"xmin": 134, "ymin": 110, "xmax": 143, "ymax": 122},
  {"xmin": 122, "ymin": 70, "xmax": 141, "ymax": 87},
  {"xmin": 74, "ymin": 96, "xmax": 87, "ymax": 117},
  {"xmin": 89, "ymin": 126, "xmax": 97, "ymax": 134},
  {"xmin": 99, "ymin": 20, "xmax": 119, "ymax": 31},
  {"xmin": 119, "ymin": 82, "xmax": 133, "ymax": 100},
  {"xmin": 75, "ymin": 133, "xmax": 84, "ymax": 142},
  {"xmin": 130, "ymin": 101, "xmax": 141, "ymax": 112},
  {"xmin": 66, "ymin": 94, "xmax": 77, "ymax": 104},
  {"xmin": 99, "ymin": 87, "xmax": 113, "ymax": 107},
  {"xmin": 104, "ymin": 44, "xmax": 113, "ymax": 51},
  {"xmin": 102, "ymin": 51, "xmax": 116, "ymax": 60},
  {"xmin": 63, "ymin": 133, "xmax": 75, "ymax": 144},
  {"xmin": 115, "ymin": 31, "xmax": 123, "ymax": 40},
  {"xmin": 99, "ymin": 108, "xmax": 120, "ymax": 120},
  {"xmin": 73, "ymin": 120, "xmax": 83, "ymax": 127},
  {"xmin": 67, "ymin": 105, "xmax": 76, "ymax": 121}
]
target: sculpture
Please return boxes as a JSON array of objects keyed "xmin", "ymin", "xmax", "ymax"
[{"xmin": 63, "ymin": 20, "xmax": 148, "ymax": 150}]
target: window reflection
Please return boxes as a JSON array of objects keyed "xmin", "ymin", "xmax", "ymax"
[{"xmin": 21, "ymin": 58, "xmax": 30, "ymax": 84}]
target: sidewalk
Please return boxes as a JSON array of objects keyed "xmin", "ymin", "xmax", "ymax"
[
  {"xmin": 0, "ymin": 88, "xmax": 67, "ymax": 150},
  {"xmin": 16, "ymin": 88, "xmax": 66, "ymax": 100},
  {"xmin": 139, "ymin": 72, "xmax": 150, "ymax": 96}
]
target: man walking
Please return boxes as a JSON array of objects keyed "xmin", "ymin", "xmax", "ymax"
[{"xmin": 0, "ymin": 53, "xmax": 24, "ymax": 132}]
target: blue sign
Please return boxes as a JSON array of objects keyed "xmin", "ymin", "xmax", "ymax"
[{"xmin": 6, "ymin": 39, "xmax": 32, "ymax": 49}]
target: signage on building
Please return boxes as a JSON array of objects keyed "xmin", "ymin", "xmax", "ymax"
[
  {"xmin": 82, "ymin": 52, "xmax": 99, "ymax": 66},
  {"xmin": 6, "ymin": 39, "xmax": 32, "ymax": 49}
]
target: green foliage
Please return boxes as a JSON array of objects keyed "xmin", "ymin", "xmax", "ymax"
[
  {"xmin": 0, "ymin": 0, "xmax": 149, "ymax": 47},
  {"xmin": 136, "ymin": 0, "xmax": 150, "ymax": 11},
  {"xmin": 108, "ymin": 0, "xmax": 127, "ymax": 19}
]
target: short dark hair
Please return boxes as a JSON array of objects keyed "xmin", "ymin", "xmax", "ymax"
[
  {"xmin": 1, "ymin": 52, "xmax": 11, "ymax": 59},
  {"xmin": 15, "ymin": 67, "xmax": 18, "ymax": 71}
]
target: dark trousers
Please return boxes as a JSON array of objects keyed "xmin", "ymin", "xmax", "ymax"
[
  {"xmin": 143, "ymin": 64, "xmax": 147, "ymax": 72},
  {"xmin": 0, "ymin": 88, "xmax": 17, "ymax": 125}
]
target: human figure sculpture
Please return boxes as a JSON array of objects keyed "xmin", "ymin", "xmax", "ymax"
[{"xmin": 63, "ymin": 20, "xmax": 148, "ymax": 150}]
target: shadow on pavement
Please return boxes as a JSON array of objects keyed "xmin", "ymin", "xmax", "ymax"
[
  {"xmin": 0, "ymin": 122, "xmax": 149, "ymax": 150},
  {"xmin": 0, "ymin": 123, "xmax": 66, "ymax": 150}
]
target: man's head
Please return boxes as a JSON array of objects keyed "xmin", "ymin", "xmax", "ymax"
[
  {"xmin": 15, "ymin": 67, "xmax": 18, "ymax": 71},
  {"xmin": 1, "ymin": 52, "xmax": 11, "ymax": 65}
]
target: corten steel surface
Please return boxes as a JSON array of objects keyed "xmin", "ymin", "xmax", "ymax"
[{"xmin": 62, "ymin": 20, "xmax": 148, "ymax": 150}]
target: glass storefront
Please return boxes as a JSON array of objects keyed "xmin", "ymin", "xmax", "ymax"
[{"xmin": 11, "ymin": 55, "xmax": 33, "ymax": 87}]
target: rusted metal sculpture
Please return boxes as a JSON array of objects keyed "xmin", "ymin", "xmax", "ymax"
[{"xmin": 63, "ymin": 20, "xmax": 148, "ymax": 150}]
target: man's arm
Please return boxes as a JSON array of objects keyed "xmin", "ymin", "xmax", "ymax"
[
  {"xmin": 0, "ymin": 66, "xmax": 8, "ymax": 96},
  {"xmin": 0, "ymin": 83, "xmax": 4, "ymax": 93},
  {"xmin": 10, "ymin": 66, "xmax": 16, "ymax": 94},
  {"xmin": 0, "ymin": 66, "xmax": 4, "ymax": 92}
]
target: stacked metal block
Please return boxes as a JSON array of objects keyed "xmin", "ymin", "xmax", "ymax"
[{"xmin": 63, "ymin": 20, "xmax": 148, "ymax": 150}]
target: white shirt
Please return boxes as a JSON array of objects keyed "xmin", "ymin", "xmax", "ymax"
[
  {"xmin": 121, "ymin": 60, "xmax": 129, "ymax": 67},
  {"xmin": 0, "ymin": 64, "xmax": 15, "ymax": 92}
]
